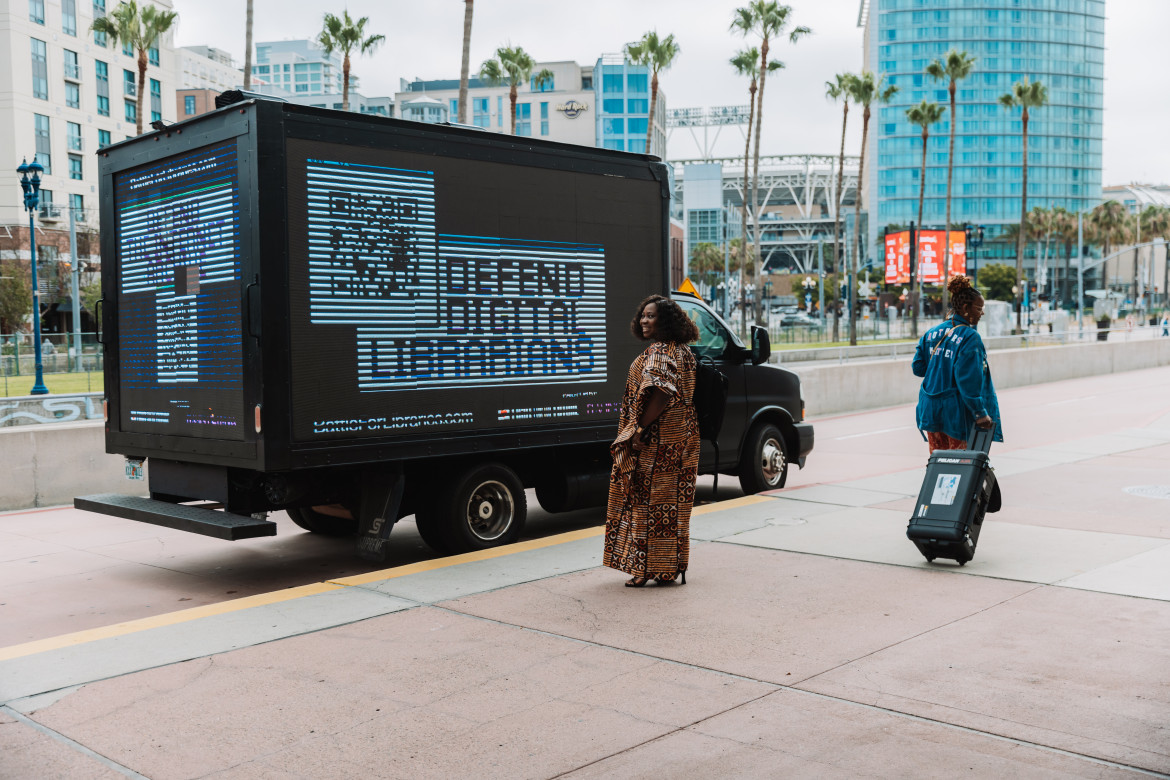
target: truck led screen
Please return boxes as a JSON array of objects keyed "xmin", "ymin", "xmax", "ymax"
[
  {"xmin": 114, "ymin": 141, "xmax": 245, "ymax": 439},
  {"xmin": 287, "ymin": 139, "xmax": 662, "ymax": 441}
]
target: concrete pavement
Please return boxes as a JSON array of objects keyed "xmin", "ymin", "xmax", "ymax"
[{"xmin": 2, "ymin": 370, "xmax": 1170, "ymax": 778}]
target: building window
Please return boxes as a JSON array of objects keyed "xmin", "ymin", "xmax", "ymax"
[
  {"xmin": 69, "ymin": 155, "xmax": 83, "ymax": 180},
  {"xmin": 602, "ymin": 73, "xmax": 623, "ymax": 93},
  {"xmin": 150, "ymin": 78, "xmax": 161, "ymax": 121},
  {"xmin": 540, "ymin": 102, "xmax": 549, "ymax": 136},
  {"xmin": 603, "ymin": 117, "xmax": 624, "ymax": 134},
  {"xmin": 473, "ymin": 97, "xmax": 489, "ymax": 128},
  {"xmin": 515, "ymin": 103, "xmax": 531, "ymax": 136},
  {"xmin": 67, "ymin": 121, "xmax": 82, "ymax": 151},
  {"xmin": 30, "ymin": 0, "xmax": 45, "ymax": 24},
  {"xmin": 627, "ymin": 98, "xmax": 648, "ymax": 114},
  {"xmin": 184, "ymin": 95, "xmax": 196, "ymax": 115},
  {"xmin": 295, "ymin": 84, "xmax": 308, "ymax": 93},
  {"xmin": 98, "ymin": 128, "xmax": 111, "ymax": 147},
  {"xmin": 63, "ymin": 49, "xmax": 80, "ymax": 80},
  {"xmin": 628, "ymin": 139, "xmax": 647, "ymax": 154},
  {"xmin": 125, "ymin": 100, "xmax": 136, "ymax": 122},
  {"xmin": 449, "ymin": 98, "xmax": 458, "ymax": 117},
  {"xmin": 92, "ymin": 0, "xmax": 106, "ymax": 45},
  {"xmin": 626, "ymin": 73, "xmax": 648, "ymax": 92},
  {"xmin": 95, "ymin": 60, "xmax": 109, "ymax": 116},
  {"xmin": 581, "ymin": 74, "xmax": 592, "ymax": 90},
  {"xmin": 148, "ymin": 46, "xmax": 159, "ymax": 66},
  {"xmin": 97, "ymin": 95, "xmax": 109, "ymax": 115},
  {"xmin": 628, "ymin": 117, "xmax": 648, "ymax": 136},
  {"xmin": 66, "ymin": 82, "xmax": 80, "ymax": 108},
  {"xmin": 122, "ymin": 40, "xmax": 133, "ymax": 57},
  {"xmin": 70, "ymin": 193, "xmax": 84, "ymax": 215},
  {"xmin": 497, "ymin": 95, "xmax": 503, "ymax": 127},
  {"xmin": 39, "ymin": 189, "xmax": 54, "ymax": 208},
  {"xmin": 603, "ymin": 138, "xmax": 624, "ymax": 151},
  {"xmin": 34, "ymin": 114, "xmax": 52, "ymax": 174},
  {"xmin": 62, "ymin": 0, "xmax": 76, "ymax": 35},
  {"xmin": 31, "ymin": 38, "xmax": 49, "ymax": 99},
  {"xmin": 123, "ymin": 69, "xmax": 135, "ymax": 96}
]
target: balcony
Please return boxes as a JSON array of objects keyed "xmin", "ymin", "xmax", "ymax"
[
  {"xmin": 39, "ymin": 205, "xmax": 62, "ymax": 221},
  {"xmin": 64, "ymin": 63, "xmax": 82, "ymax": 81}
]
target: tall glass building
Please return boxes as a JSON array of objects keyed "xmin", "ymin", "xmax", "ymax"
[{"xmin": 860, "ymin": 0, "xmax": 1104, "ymax": 266}]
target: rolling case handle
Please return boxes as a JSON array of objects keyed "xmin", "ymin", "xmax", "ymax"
[{"xmin": 967, "ymin": 422, "xmax": 995, "ymax": 454}]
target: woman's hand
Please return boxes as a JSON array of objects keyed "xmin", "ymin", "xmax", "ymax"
[{"xmin": 975, "ymin": 415, "xmax": 994, "ymax": 430}]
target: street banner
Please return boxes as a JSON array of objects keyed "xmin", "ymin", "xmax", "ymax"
[{"xmin": 884, "ymin": 230, "xmax": 966, "ymax": 285}]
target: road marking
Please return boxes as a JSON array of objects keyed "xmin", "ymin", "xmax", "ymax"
[
  {"xmin": 835, "ymin": 425, "xmax": 914, "ymax": 440},
  {"xmin": 0, "ymin": 492, "xmax": 781, "ymax": 662}
]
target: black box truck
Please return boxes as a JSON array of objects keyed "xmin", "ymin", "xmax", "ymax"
[{"xmin": 77, "ymin": 96, "xmax": 813, "ymax": 561}]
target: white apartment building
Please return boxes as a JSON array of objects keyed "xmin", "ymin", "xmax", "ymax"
[
  {"xmin": 0, "ymin": 0, "xmax": 178, "ymax": 228},
  {"xmin": 252, "ymin": 39, "xmax": 346, "ymax": 97},
  {"xmin": 176, "ymin": 45, "xmax": 240, "ymax": 93}
]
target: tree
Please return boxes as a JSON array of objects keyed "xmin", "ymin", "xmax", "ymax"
[
  {"xmin": 624, "ymin": 31, "xmax": 680, "ymax": 155},
  {"xmin": 978, "ymin": 262, "xmax": 1017, "ymax": 303},
  {"xmin": 905, "ymin": 99, "xmax": 945, "ymax": 338},
  {"xmin": 480, "ymin": 47, "xmax": 552, "ymax": 135},
  {"xmin": 925, "ymin": 49, "xmax": 976, "ymax": 315},
  {"xmin": 91, "ymin": 0, "xmax": 177, "ymax": 136},
  {"xmin": 80, "ymin": 280, "xmax": 102, "ymax": 318},
  {"xmin": 825, "ymin": 72, "xmax": 856, "ymax": 342},
  {"xmin": 243, "ymin": 0, "xmax": 253, "ymax": 90},
  {"xmin": 318, "ymin": 11, "xmax": 385, "ymax": 112},
  {"xmin": 731, "ymin": 1, "xmax": 811, "ymax": 323},
  {"xmin": 1050, "ymin": 206, "xmax": 1078, "ymax": 303},
  {"xmin": 999, "ymin": 77, "xmax": 1048, "ymax": 329},
  {"xmin": 1027, "ymin": 206, "xmax": 1056, "ymax": 293},
  {"xmin": 458, "ymin": 0, "xmax": 474, "ymax": 124},
  {"xmin": 847, "ymin": 71, "xmax": 898, "ymax": 345},
  {"xmin": 689, "ymin": 242, "xmax": 725, "ymax": 280},
  {"xmin": 0, "ymin": 260, "xmax": 33, "ymax": 333},
  {"xmin": 732, "ymin": 48, "xmax": 780, "ymax": 297}
]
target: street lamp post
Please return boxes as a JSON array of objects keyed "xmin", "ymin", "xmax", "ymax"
[{"xmin": 17, "ymin": 158, "xmax": 49, "ymax": 395}]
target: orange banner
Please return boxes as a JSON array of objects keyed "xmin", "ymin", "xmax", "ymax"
[{"xmin": 884, "ymin": 230, "xmax": 967, "ymax": 285}]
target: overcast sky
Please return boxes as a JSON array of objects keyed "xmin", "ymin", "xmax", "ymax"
[{"xmin": 172, "ymin": 0, "xmax": 1168, "ymax": 186}]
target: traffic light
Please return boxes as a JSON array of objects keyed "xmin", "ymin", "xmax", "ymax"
[{"xmin": 977, "ymin": 225, "xmax": 985, "ymax": 246}]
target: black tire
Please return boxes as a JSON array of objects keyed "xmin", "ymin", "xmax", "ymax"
[
  {"xmin": 412, "ymin": 498, "xmax": 452, "ymax": 554},
  {"xmin": 286, "ymin": 506, "xmax": 359, "ymax": 537},
  {"xmin": 738, "ymin": 423, "xmax": 789, "ymax": 494},
  {"xmin": 430, "ymin": 463, "xmax": 527, "ymax": 554}
]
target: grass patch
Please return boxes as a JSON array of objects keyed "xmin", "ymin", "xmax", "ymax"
[{"xmin": 0, "ymin": 371, "xmax": 104, "ymax": 397}]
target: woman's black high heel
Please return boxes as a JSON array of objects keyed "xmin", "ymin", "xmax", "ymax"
[{"xmin": 655, "ymin": 572, "xmax": 686, "ymax": 585}]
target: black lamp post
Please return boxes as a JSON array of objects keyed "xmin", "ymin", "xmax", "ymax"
[{"xmin": 17, "ymin": 158, "xmax": 49, "ymax": 395}]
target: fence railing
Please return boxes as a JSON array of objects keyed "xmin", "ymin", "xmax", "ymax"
[{"xmin": 1, "ymin": 332, "xmax": 103, "ymax": 381}]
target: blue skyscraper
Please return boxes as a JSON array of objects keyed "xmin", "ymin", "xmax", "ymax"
[{"xmin": 861, "ymin": 0, "xmax": 1104, "ymax": 266}]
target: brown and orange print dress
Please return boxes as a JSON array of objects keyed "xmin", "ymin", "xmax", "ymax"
[{"xmin": 603, "ymin": 341, "xmax": 701, "ymax": 580}]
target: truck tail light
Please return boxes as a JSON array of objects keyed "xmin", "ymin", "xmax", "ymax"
[
  {"xmin": 801, "ymin": 399, "xmax": 806, "ymax": 421},
  {"xmin": 254, "ymin": 404, "xmax": 262, "ymax": 434},
  {"xmin": 103, "ymin": 397, "xmax": 108, "ymax": 421}
]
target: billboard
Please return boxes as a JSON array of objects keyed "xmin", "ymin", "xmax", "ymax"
[
  {"xmin": 285, "ymin": 138, "xmax": 662, "ymax": 442},
  {"xmin": 114, "ymin": 141, "xmax": 246, "ymax": 440},
  {"xmin": 884, "ymin": 230, "xmax": 966, "ymax": 285}
]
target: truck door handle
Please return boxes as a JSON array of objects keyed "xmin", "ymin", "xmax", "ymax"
[
  {"xmin": 95, "ymin": 298, "xmax": 104, "ymax": 344},
  {"xmin": 245, "ymin": 276, "xmax": 260, "ymax": 341}
]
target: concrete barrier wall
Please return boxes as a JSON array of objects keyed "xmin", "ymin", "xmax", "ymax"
[
  {"xmin": 789, "ymin": 337, "xmax": 1170, "ymax": 418},
  {"xmin": 0, "ymin": 422, "xmax": 147, "ymax": 511},
  {"xmin": 1, "ymin": 393, "xmax": 104, "ymax": 428},
  {"xmin": 3, "ymin": 337, "xmax": 1169, "ymax": 511}
]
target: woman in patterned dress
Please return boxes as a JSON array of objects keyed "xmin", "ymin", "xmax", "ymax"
[{"xmin": 603, "ymin": 295, "xmax": 701, "ymax": 587}]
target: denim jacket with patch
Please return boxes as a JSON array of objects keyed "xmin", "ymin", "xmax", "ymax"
[{"xmin": 912, "ymin": 314, "xmax": 1002, "ymax": 443}]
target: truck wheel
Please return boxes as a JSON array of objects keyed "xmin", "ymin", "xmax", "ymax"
[
  {"xmin": 286, "ymin": 506, "xmax": 359, "ymax": 537},
  {"xmin": 433, "ymin": 463, "xmax": 527, "ymax": 553},
  {"xmin": 412, "ymin": 500, "xmax": 452, "ymax": 554},
  {"xmin": 738, "ymin": 423, "xmax": 789, "ymax": 494}
]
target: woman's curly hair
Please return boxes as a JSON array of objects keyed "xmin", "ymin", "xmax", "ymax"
[
  {"xmin": 630, "ymin": 294, "xmax": 700, "ymax": 343},
  {"xmin": 947, "ymin": 275, "xmax": 982, "ymax": 317}
]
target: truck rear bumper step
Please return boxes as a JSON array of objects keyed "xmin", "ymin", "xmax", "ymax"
[{"xmin": 74, "ymin": 494, "xmax": 277, "ymax": 540}]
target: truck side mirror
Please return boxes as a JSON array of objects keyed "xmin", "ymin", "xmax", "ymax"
[{"xmin": 750, "ymin": 325, "xmax": 770, "ymax": 365}]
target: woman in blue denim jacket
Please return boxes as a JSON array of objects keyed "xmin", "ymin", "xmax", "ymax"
[{"xmin": 912, "ymin": 275, "xmax": 1002, "ymax": 452}]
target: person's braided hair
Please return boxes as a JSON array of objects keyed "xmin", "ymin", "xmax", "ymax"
[
  {"xmin": 947, "ymin": 275, "xmax": 981, "ymax": 318},
  {"xmin": 630, "ymin": 294, "xmax": 700, "ymax": 343}
]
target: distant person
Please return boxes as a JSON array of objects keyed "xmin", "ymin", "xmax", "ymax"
[
  {"xmin": 912, "ymin": 276, "xmax": 1002, "ymax": 452},
  {"xmin": 604, "ymin": 294, "xmax": 700, "ymax": 588},
  {"xmin": 1162, "ymin": 313, "xmax": 1169, "ymax": 337},
  {"xmin": 41, "ymin": 338, "xmax": 55, "ymax": 355}
]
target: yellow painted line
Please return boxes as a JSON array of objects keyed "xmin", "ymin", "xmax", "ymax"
[
  {"xmin": 0, "ymin": 492, "xmax": 774, "ymax": 663},
  {"xmin": 329, "ymin": 526, "xmax": 606, "ymax": 587},
  {"xmin": 0, "ymin": 582, "xmax": 342, "ymax": 663}
]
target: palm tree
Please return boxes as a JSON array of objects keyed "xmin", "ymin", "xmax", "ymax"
[
  {"xmin": 905, "ymin": 99, "xmax": 945, "ymax": 338},
  {"xmin": 731, "ymin": 1, "xmax": 811, "ymax": 322},
  {"xmin": 243, "ymin": 0, "xmax": 254, "ymax": 90},
  {"xmin": 847, "ymin": 71, "xmax": 898, "ymax": 346},
  {"xmin": 458, "ymin": 0, "xmax": 474, "ymax": 124},
  {"xmin": 318, "ymin": 11, "xmax": 385, "ymax": 112},
  {"xmin": 480, "ymin": 47, "xmax": 552, "ymax": 135},
  {"xmin": 1050, "ymin": 206, "xmax": 1077, "ymax": 304},
  {"xmin": 624, "ymin": 31, "xmax": 680, "ymax": 155},
  {"xmin": 925, "ymin": 49, "xmax": 976, "ymax": 315},
  {"xmin": 999, "ymin": 78, "xmax": 1048, "ymax": 329},
  {"xmin": 1028, "ymin": 206, "xmax": 1056, "ymax": 294},
  {"xmin": 732, "ymin": 48, "xmax": 780, "ymax": 298},
  {"xmin": 1088, "ymin": 200, "xmax": 1129, "ymax": 293},
  {"xmin": 825, "ymin": 72, "xmax": 856, "ymax": 342},
  {"xmin": 90, "ymin": 0, "xmax": 177, "ymax": 136}
]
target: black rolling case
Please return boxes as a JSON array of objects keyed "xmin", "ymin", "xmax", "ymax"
[{"xmin": 907, "ymin": 425, "xmax": 1000, "ymax": 565}]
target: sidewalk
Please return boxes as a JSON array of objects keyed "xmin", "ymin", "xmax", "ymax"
[{"xmin": 2, "ymin": 412, "xmax": 1169, "ymax": 777}]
